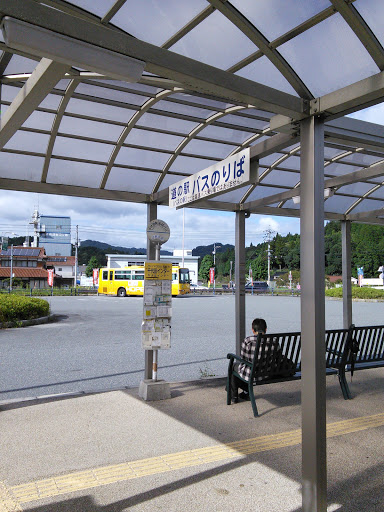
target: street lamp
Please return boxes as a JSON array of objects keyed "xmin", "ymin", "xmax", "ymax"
[{"xmin": 212, "ymin": 243, "xmax": 221, "ymax": 293}]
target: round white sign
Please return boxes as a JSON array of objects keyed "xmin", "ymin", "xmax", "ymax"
[{"xmin": 146, "ymin": 219, "xmax": 170, "ymax": 244}]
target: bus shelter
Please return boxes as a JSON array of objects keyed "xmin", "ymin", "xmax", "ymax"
[{"xmin": 1, "ymin": 1, "xmax": 384, "ymax": 510}]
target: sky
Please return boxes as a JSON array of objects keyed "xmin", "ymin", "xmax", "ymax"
[
  {"xmin": 0, "ymin": 103, "xmax": 382, "ymax": 253},
  {"xmin": 0, "ymin": 188, "xmax": 300, "ymax": 251}
]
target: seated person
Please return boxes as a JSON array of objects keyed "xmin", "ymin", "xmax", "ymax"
[{"xmin": 231, "ymin": 318, "xmax": 295, "ymax": 402}]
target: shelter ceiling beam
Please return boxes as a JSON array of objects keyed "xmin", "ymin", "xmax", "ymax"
[
  {"xmin": 347, "ymin": 208, "xmax": 384, "ymax": 221},
  {"xmin": 0, "ymin": 178, "xmax": 148, "ymax": 203},
  {"xmin": 324, "ymin": 117, "xmax": 384, "ymax": 152},
  {"xmin": 0, "ymin": 0, "xmax": 303, "ymax": 118},
  {"xmin": 0, "ymin": 57, "xmax": 69, "ymax": 149},
  {"xmin": 310, "ymin": 69, "xmax": 384, "ymax": 119},
  {"xmin": 207, "ymin": 0, "xmax": 313, "ymax": 99},
  {"xmin": 243, "ymin": 160, "xmax": 384, "ymax": 210},
  {"xmin": 250, "ymin": 132, "xmax": 300, "ymax": 160},
  {"xmin": 329, "ymin": 0, "xmax": 384, "ymax": 71}
]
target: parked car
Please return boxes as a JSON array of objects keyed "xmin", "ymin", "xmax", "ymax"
[{"xmin": 245, "ymin": 281, "xmax": 269, "ymax": 291}]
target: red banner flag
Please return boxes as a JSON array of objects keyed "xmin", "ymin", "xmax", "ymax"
[{"xmin": 47, "ymin": 269, "xmax": 54, "ymax": 287}]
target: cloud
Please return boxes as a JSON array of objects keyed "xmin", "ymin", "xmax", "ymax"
[{"xmin": 0, "ymin": 189, "xmax": 300, "ymax": 250}]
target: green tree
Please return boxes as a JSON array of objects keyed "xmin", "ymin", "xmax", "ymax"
[
  {"xmin": 86, "ymin": 256, "xmax": 102, "ymax": 277},
  {"xmin": 198, "ymin": 254, "xmax": 213, "ymax": 283}
]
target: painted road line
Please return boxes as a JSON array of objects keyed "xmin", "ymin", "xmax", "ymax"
[{"xmin": 4, "ymin": 412, "xmax": 384, "ymax": 506}]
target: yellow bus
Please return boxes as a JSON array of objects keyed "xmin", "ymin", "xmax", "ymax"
[{"xmin": 98, "ymin": 265, "xmax": 190, "ymax": 297}]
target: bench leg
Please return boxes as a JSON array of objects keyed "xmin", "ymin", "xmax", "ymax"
[
  {"xmin": 248, "ymin": 382, "xmax": 259, "ymax": 417},
  {"xmin": 226, "ymin": 372, "xmax": 232, "ymax": 405},
  {"xmin": 338, "ymin": 367, "xmax": 352, "ymax": 400}
]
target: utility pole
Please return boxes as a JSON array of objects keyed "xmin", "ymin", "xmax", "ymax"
[
  {"xmin": 10, "ymin": 244, "xmax": 13, "ymax": 291},
  {"xmin": 74, "ymin": 225, "xmax": 79, "ymax": 289},
  {"xmin": 212, "ymin": 243, "xmax": 221, "ymax": 293},
  {"xmin": 267, "ymin": 243, "xmax": 271, "ymax": 283}
]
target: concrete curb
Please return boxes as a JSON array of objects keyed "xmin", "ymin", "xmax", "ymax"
[{"xmin": 0, "ymin": 314, "xmax": 58, "ymax": 329}]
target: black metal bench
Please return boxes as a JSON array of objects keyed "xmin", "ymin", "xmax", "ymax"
[
  {"xmin": 227, "ymin": 326, "xmax": 355, "ymax": 417},
  {"xmin": 340, "ymin": 324, "xmax": 384, "ymax": 399}
]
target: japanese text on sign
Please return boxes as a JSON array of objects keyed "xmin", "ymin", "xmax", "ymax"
[
  {"xmin": 169, "ymin": 148, "xmax": 250, "ymax": 208},
  {"xmin": 145, "ymin": 262, "xmax": 172, "ymax": 280}
]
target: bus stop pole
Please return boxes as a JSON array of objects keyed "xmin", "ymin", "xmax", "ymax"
[
  {"xmin": 151, "ymin": 242, "xmax": 161, "ymax": 381},
  {"xmin": 145, "ymin": 202, "xmax": 157, "ymax": 380}
]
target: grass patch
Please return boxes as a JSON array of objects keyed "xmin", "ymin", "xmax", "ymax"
[
  {"xmin": 325, "ymin": 286, "xmax": 384, "ymax": 300},
  {"xmin": 0, "ymin": 295, "xmax": 50, "ymax": 323}
]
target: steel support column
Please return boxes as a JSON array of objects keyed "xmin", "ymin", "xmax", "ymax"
[
  {"xmin": 300, "ymin": 116, "xmax": 327, "ymax": 512},
  {"xmin": 145, "ymin": 202, "xmax": 157, "ymax": 380},
  {"xmin": 341, "ymin": 220, "xmax": 353, "ymax": 329},
  {"xmin": 235, "ymin": 211, "xmax": 246, "ymax": 354}
]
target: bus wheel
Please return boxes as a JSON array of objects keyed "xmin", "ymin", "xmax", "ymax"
[{"xmin": 117, "ymin": 287, "xmax": 127, "ymax": 297}]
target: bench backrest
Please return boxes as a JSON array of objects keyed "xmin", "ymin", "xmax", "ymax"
[
  {"xmin": 352, "ymin": 325, "xmax": 384, "ymax": 363},
  {"xmin": 249, "ymin": 332, "xmax": 301, "ymax": 381},
  {"xmin": 325, "ymin": 327, "xmax": 353, "ymax": 368},
  {"xmin": 248, "ymin": 327, "xmax": 353, "ymax": 379}
]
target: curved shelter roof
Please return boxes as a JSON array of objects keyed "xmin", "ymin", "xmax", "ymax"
[{"xmin": 0, "ymin": 0, "xmax": 384, "ymax": 225}]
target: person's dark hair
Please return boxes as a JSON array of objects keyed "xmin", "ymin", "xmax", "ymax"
[{"xmin": 252, "ymin": 318, "xmax": 267, "ymax": 334}]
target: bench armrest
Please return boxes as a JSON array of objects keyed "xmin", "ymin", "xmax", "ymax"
[{"xmin": 227, "ymin": 353, "xmax": 252, "ymax": 367}]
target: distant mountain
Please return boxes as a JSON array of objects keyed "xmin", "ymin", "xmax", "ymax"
[
  {"xmin": 192, "ymin": 243, "xmax": 234, "ymax": 258},
  {"xmin": 80, "ymin": 240, "xmax": 172, "ymax": 255}
]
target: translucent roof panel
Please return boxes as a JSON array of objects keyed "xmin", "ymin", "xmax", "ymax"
[
  {"xmin": 67, "ymin": 0, "xmax": 117, "ymax": 18},
  {"xmin": 4, "ymin": 54, "xmax": 37, "ymax": 75},
  {"xmin": 198, "ymin": 125, "xmax": 254, "ymax": 145},
  {"xmin": 348, "ymin": 197, "xmax": 384, "ymax": 214},
  {"xmin": 21, "ymin": 111, "xmax": 55, "ymax": 131},
  {"xmin": 0, "ymin": 153, "xmax": 43, "ymax": 181},
  {"xmin": 127, "ymin": 129, "xmax": 183, "ymax": 152},
  {"xmin": 66, "ymin": 98, "xmax": 135, "ymax": 124},
  {"xmin": 231, "ymin": 0, "xmax": 331, "ymax": 42},
  {"xmin": 115, "ymin": 147, "xmax": 170, "ymax": 169},
  {"xmin": 59, "ymin": 116, "xmax": 122, "ymax": 142},
  {"xmin": 47, "ymin": 160, "xmax": 105, "ymax": 188},
  {"xmin": 368, "ymin": 186, "xmax": 384, "ymax": 200},
  {"xmin": 247, "ymin": 185, "xmax": 288, "ymax": 202},
  {"xmin": 53, "ymin": 137, "xmax": 112, "ymax": 162},
  {"xmin": 262, "ymin": 169, "xmax": 299, "ymax": 188},
  {"xmin": 219, "ymin": 112, "xmax": 269, "ymax": 130},
  {"xmin": 279, "ymin": 13, "xmax": 378, "ymax": 96},
  {"xmin": 236, "ymin": 55, "xmax": 298, "ymax": 97},
  {"xmin": 111, "ymin": 1, "xmax": 207, "ymax": 46},
  {"xmin": 355, "ymin": 0, "xmax": 384, "ymax": 49},
  {"xmin": 170, "ymin": 9, "xmax": 257, "ymax": 69},
  {"xmin": 75, "ymin": 83, "xmax": 150, "ymax": 107},
  {"xmin": 4, "ymin": 131, "xmax": 50, "ymax": 154},
  {"xmin": 152, "ymin": 100, "xmax": 215, "ymax": 120},
  {"xmin": 183, "ymin": 139, "xmax": 236, "ymax": 159},
  {"xmin": 105, "ymin": 168, "xmax": 159, "ymax": 194},
  {"xmin": 337, "ymin": 182, "xmax": 375, "ymax": 196},
  {"xmin": 168, "ymin": 155, "xmax": 219, "ymax": 174},
  {"xmin": 138, "ymin": 112, "xmax": 197, "ymax": 133},
  {"xmin": 1, "ymin": 0, "xmax": 384, "ymax": 223}
]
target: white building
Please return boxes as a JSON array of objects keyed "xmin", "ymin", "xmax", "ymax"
[{"xmin": 106, "ymin": 250, "xmax": 200, "ymax": 285}]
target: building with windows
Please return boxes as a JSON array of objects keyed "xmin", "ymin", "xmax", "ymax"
[
  {"xmin": 39, "ymin": 216, "xmax": 71, "ymax": 256},
  {"xmin": 106, "ymin": 250, "xmax": 199, "ymax": 285},
  {"xmin": 45, "ymin": 255, "xmax": 77, "ymax": 287},
  {"xmin": 0, "ymin": 246, "xmax": 50, "ymax": 288}
]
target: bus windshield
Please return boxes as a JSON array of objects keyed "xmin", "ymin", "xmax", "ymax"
[{"xmin": 179, "ymin": 268, "xmax": 190, "ymax": 284}]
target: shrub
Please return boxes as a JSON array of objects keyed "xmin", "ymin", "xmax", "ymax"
[
  {"xmin": 0, "ymin": 295, "xmax": 50, "ymax": 323},
  {"xmin": 325, "ymin": 286, "xmax": 384, "ymax": 300}
]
